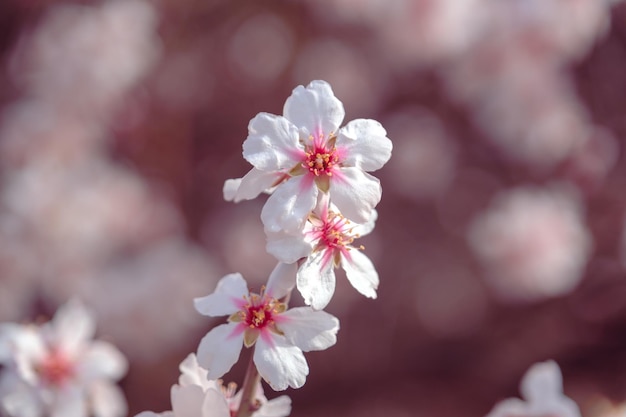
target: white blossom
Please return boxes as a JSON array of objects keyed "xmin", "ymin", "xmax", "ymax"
[
  {"xmin": 225, "ymin": 80, "xmax": 392, "ymax": 233},
  {"xmin": 134, "ymin": 353, "xmax": 291, "ymax": 417},
  {"xmin": 486, "ymin": 361, "xmax": 580, "ymax": 417},
  {"xmin": 194, "ymin": 264, "xmax": 339, "ymax": 390},
  {"xmin": 468, "ymin": 185, "xmax": 592, "ymax": 302},
  {"xmin": 267, "ymin": 195, "xmax": 379, "ymax": 309},
  {"xmin": 0, "ymin": 300, "xmax": 128, "ymax": 417}
]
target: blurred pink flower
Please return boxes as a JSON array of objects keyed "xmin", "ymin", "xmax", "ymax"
[
  {"xmin": 485, "ymin": 361, "xmax": 580, "ymax": 417},
  {"xmin": 0, "ymin": 300, "xmax": 128, "ymax": 417},
  {"xmin": 134, "ymin": 353, "xmax": 291, "ymax": 417},
  {"xmin": 468, "ymin": 185, "xmax": 592, "ymax": 302}
]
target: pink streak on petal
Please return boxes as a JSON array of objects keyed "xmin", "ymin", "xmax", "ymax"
[
  {"xmin": 231, "ymin": 297, "xmax": 247, "ymax": 310},
  {"xmin": 290, "ymin": 148, "xmax": 307, "ymax": 160},
  {"xmin": 340, "ymin": 246, "xmax": 353, "ymax": 264},
  {"xmin": 321, "ymin": 249, "xmax": 335, "ymax": 271},
  {"xmin": 299, "ymin": 172, "xmax": 315, "ymax": 192},
  {"xmin": 228, "ymin": 323, "xmax": 246, "ymax": 340},
  {"xmin": 331, "ymin": 167, "xmax": 346, "ymax": 183},
  {"xmin": 260, "ymin": 329, "xmax": 276, "ymax": 349},
  {"xmin": 335, "ymin": 146, "xmax": 348, "ymax": 162}
]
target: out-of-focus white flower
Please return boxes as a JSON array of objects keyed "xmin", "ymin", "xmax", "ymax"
[
  {"xmin": 267, "ymin": 195, "xmax": 378, "ymax": 310},
  {"xmin": 225, "ymin": 80, "xmax": 392, "ymax": 233},
  {"xmin": 0, "ymin": 300, "xmax": 128, "ymax": 417},
  {"xmin": 442, "ymin": 0, "xmax": 619, "ymax": 171},
  {"xmin": 194, "ymin": 264, "xmax": 339, "ymax": 391},
  {"xmin": 485, "ymin": 360, "xmax": 580, "ymax": 417},
  {"xmin": 468, "ymin": 185, "xmax": 592, "ymax": 302},
  {"xmin": 134, "ymin": 353, "xmax": 291, "ymax": 417},
  {"xmin": 15, "ymin": 0, "xmax": 160, "ymax": 115}
]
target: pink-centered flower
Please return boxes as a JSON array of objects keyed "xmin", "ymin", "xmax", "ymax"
[
  {"xmin": 0, "ymin": 300, "xmax": 128, "ymax": 417},
  {"xmin": 134, "ymin": 353, "xmax": 291, "ymax": 417},
  {"xmin": 194, "ymin": 263, "xmax": 339, "ymax": 391},
  {"xmin": 486, "ymin": 361, "xmax": 580, "ymax": 417},
  {"xmin": 224, "ymin": 80, "xmax": 392, "ymax": 233},
  {"xmin": 267, "ymin": 196, "xmax": 379, "ymax": 310}
]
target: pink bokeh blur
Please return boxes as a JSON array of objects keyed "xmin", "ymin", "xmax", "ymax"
[{"xmin": 1, "ymin": 0, "xmax": 626, "ymax": 416}]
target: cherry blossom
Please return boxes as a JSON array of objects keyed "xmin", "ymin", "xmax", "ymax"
[
  {"xmin": 194, "ymin": 263, "xmax": 339, "ymax": 390},
  {"xmin": 134, "ymin": 353, "xmax": 291, "ymax": 417},
  {"xmin": 224, "ymin": 80, "xmax": 392, "ymax": 233},
  {"xmin": 267, "ymin": 195, "xmax": 379, "ymax": 309},
  {"xmin": 468, "ymin": 185, "xmax": 592, "ymax": 302},
  {"xmin": 485, "ymin": 360, "xmax": 580, "ymax": 417},
  {"xmin": 0, "ymin": 300, "xmax": 128, "ymax": 417}
]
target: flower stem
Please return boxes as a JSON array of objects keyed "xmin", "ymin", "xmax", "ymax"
[{"xmin": 236, "ymin": 348, "xmax": 262, "ymax": 417}]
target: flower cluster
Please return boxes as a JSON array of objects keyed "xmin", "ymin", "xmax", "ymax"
[
  {"xmin": 0, "ymin": 300, "xmax": 128, "ymax": 417},
  {"xmin": 131, "ymin": 80, "xmax": 391, "ymax": 416},
  {"xmin": 136, "ymin": 354, "xmax": 291, "ymax": 417},
  {"xmin": 225, "ymin": 80, "xmax": 392, "ymax": 309}
]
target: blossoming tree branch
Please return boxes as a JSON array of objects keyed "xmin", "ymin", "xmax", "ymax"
[{"xmin": 148, "ymin": 79, "xmax": 393, "ymax": 416}]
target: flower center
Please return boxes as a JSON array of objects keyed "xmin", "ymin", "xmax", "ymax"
[
  {"xmin": 37, "ymin": 350, "xmax": 74, "ymax": 387},
  {"xmin": 230, "ymin": 288, "xmax": 287, "ymax": 347},
  {"xmin": 230, "ymin": 289, "xmax": 286, "ymax": 330},
  {"xmin": 318, "ymin": 211, "xmax": 356, "ymax": 250},
  {"xmin": 302, "ymin": 134, "xmax": 339, "ymax": 177}
]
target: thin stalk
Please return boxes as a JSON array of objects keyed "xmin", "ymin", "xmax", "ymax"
[{"xmin": 235, "ymin": 351, "xmax": 262, "ymax": 417}]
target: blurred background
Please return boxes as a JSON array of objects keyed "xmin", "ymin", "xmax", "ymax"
[{"xmin": 1, "ymin": 0, "xmax": 626, "ymax": 416}]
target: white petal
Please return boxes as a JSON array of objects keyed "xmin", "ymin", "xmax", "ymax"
[
  {"xmin": 194, "ymin": 273, "xmax": 249, "ymax": 317},
  {"xmin": 336, "ymin": 119, "xmax": 392, "ymax": 172},
  {"xmin": 51, "ymin": 384, "xmax": 87, "ymax": 417},
  {"xmin": 329, "ymin": 167, "xmax": 381, "ymax": 224},
  {"xmin": 283, "ymin": 80, "xmax": 345, "ymax": 137},
  {"xmin": 178, "ymin": 353, "xmax": 212, "ymax": 390},
  {"xmin": 134, "ymin": 412, "xmax": 171, "ymax": 417},
  {"xmin": 90, "ymin": 381, "xmax": 127, "ymax": 417},
  {"xmin": 253, "ymin": 333, "xmax": 308, "ymax": 391},
  {"xmin": 0, "ymin": 373, "xmax": 42, "ymax": 417},
  {"xmin": 0, "ymin": 324, "xmax": 23, "ymax": 364},
  {"xmin": 229, "ymin": 168, "xmax": 283, "ymax": 203},
  {"xmin": 266, "ymin": 230, "xmax": 313, "ymax": 264},
  {"xmin": 243, "ymin": 113, "xmax": 302, "ymax": 171},
  {"xmin": 261, "ymin": 176, "xmax": 317, "ymax": 233},
  {"xmin": 49, "ymin": 299, "xmax": 96, "ymax": 356},
  {"xmin": 485, "ymin": 398, "xmax": 527, "ymax": 417},
  {"xmin": 341, "ymin": 249, "xmax": 379, "ymax": 299},
  {"xmin": 77, "ymin": 341, "xmax": 128, "ymax": 383},
  {"xmin": 223, "ymin": 178, "xmax": 241, "ymax": 202},
  {"xmin": 520, "ymin": 360, "xmax": 563, "ymax": 403},
  {"xmin": 266, "ymin": 262, "xmax": 297, "ymax": 300},
  {"xmin": 196, "ymin": 323, "xmax": 244, "ymax": 380},
  {"xmin": 202, "ymin": 388, "xmax": 231, "ymax": 417},
  {"xmin": 352, "ymin": 209, "xmax": 377, "ymax": 237},
  {"xmin": 297, "ymin": 251, "xmax": 336, "ymax": 310},
  {"xmin": 13, "ymin": 328, "xmax": 47, "ymax": 384},
  {"xmin": 254, "ymin": 395, "xmax": 292, "ymax": 417},
  {"xmin": 171, "ymin": 384, "xmax": 206, "ymax": 417},
  {"xmin": 277, "ymin": 307, "xmax": 339, "ymax": 352}
]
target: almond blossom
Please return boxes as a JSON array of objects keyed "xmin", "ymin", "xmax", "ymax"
[
  {"xmin": 267, "ymin": 195, "xmax": 379, "ymax": 309},
  {"xmin": 134, "ymin": 353, "xmax": 291, "ymax": 417},
  {"xmin": 468, "ymin": 185, "xmax": 592, "ymax": 302},
  {"xmin": 224, "ymin": 80, "xmax": 392, "ymax": 233},
  {"xmin": 193, "ymin": 263, "xmax": 339, "ymax": 391},
  {"xmin": 485, "ymin": 360, "xmax": 580, "ymax": 417},
  {"xmin": 0, "ymin": 300, "xmax": 128, "ymax": 417}
]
